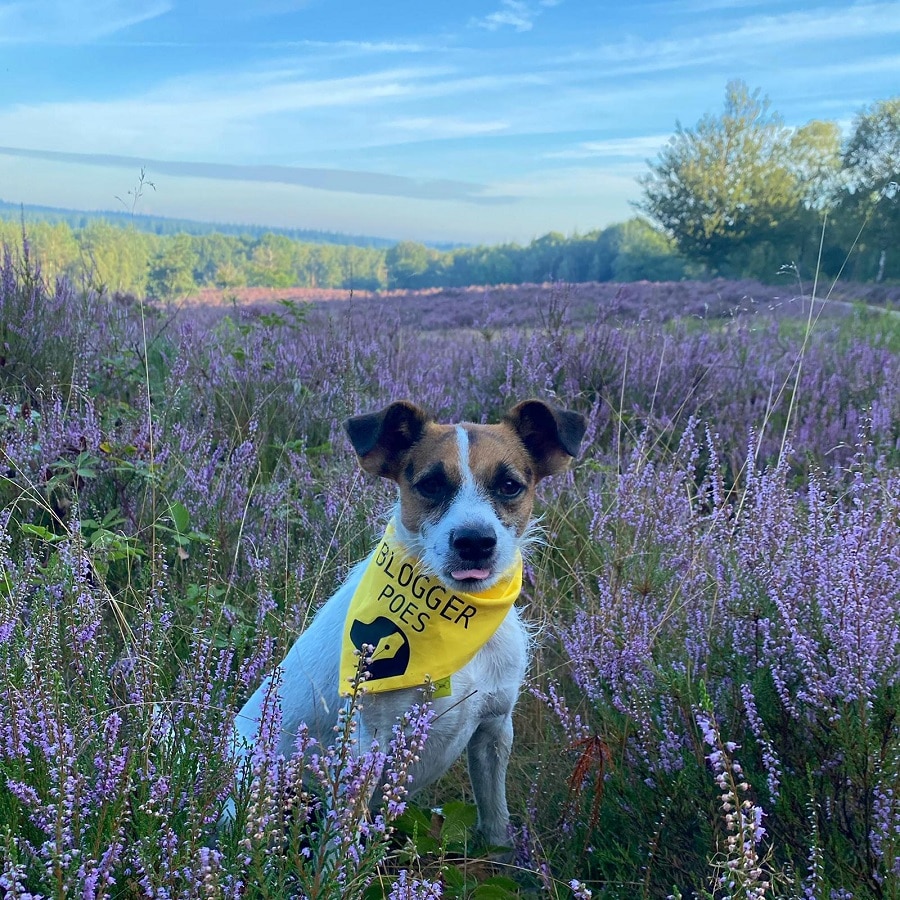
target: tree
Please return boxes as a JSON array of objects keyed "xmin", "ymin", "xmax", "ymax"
[
  {"xmin": 247, "ymin": 233, "xmax": 295, "ymax": 288},
  {"xmin": 77, "ymin": 221, "xmax": 152, "ymax": 294},
  {"xmin": 610, "ymin": 218, "xmax": 688, "ymax": 282},
  {"xmin": 638, "ymin": 80, "xmax": 799, "ymax": 274},
  {"xmin": 839, "ymin": 97, "xmax": 900, "ymax": 281},
  {"xmin": 194, "ymin": 233, "xmax": 242, "ymax": 286},
  {"xmin": 783, "ymin": 120, "xmax": 846, "ymax": 277},
  {"xmin": 788, "ymin": 120, "xmax": 843, "ymax": 212},
  {"xmin": 147, "ymin": 235, "xmax": 198, "ymax": 298},
  {"xmin": 385, "ymin": 241, "xmax": 432, "ymax": 289},
  {"xmin": 525, "ymin": 232, "xmax": 567, "ymax": 281}
]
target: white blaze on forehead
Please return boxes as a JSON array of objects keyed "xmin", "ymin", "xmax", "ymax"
[
  {"xmin": 452, "ymin": 425, "xmax": 494, "ymax": 513},
  {"xmin": 455, "ymin": 425, "xmax": 475, "ymax": 489}
]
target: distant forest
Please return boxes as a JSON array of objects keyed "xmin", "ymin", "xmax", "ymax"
[
  {"xmin": 1, "ymin": 87, "xmax": 896, "ymax": 297},
  {"xmin": 0, "ymin": 213, "xmax": 692, "ymax": 297}
]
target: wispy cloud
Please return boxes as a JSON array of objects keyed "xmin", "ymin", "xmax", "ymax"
[
  {"xmin": 0, "ymin": 0, "xmax": 171, "ymax": 43},
  {"xmin": 545, "ymin": 135, "xmax": 671, "ymax": 161},
  {"xmin": 470, "ymin": 0, "xmax": 559, "ymax": 33},
  {"xmin": 275, "ymin": 39, "xmax": 434, "ymax": 53},
  {"xmin": 0, "ymin": 145, "xmax": 517, "ymax": 204},
  {"xmin": 0, "ymin": 57, "xmax": 549, "ymax": 161},
  {"xmin": 388, "ymin": 117, "xmax": 510, "ymax": 139},
  {"xmin": 557, "ymin": 2, "xmax": 900, "ymax": 75}
]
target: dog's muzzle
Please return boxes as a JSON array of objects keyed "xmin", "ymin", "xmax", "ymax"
[{"xmin": 450, "ymin": 525, "xmax": 497, "ymax": 581}]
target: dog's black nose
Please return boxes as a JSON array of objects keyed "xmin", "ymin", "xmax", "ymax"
[{"xmin": 452, "ymin": 526, "xmax": 497, "ymax": 560}]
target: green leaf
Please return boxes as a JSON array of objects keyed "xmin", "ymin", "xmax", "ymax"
[
  {"xmin": 394, "ymin": 806, "xmax": 433, "ymax": 837},
  {"xmin": 20, "ymin": 523, "xmax": 61, "ymax": 542},
  {"xmin": 482, "ymin": 876, "xmax": 520, "ymax": 891},
  {"xmin": 168, "ymin": 501, "xmax": 191, "ymax": 534},
  {"xmin": 440, "ymin": 800, "xmax": 477, "ymax": 847},
  {"xmin": 442, "ymin": 801, "xmax": 477, "ymax": 826},
  {"xmin": 472, "ymin": 882, "xmax": 520, "ymax": 899},
  {"xmin": 362, "ymin": 881, "xmax": 389, "ymax": 900},
  {"xmin": 393, "ymin": 806, "xmax": 440, "ymax": 854},
  {"xmin": 441, "ymin": 864, "xmax": 467, "ymax": 893}
]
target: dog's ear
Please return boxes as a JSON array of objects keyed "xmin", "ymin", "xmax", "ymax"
[
  {"xmin": 504, "ymin": 399, "xmax": 586, "ymax": 480},
  {"xmin": 344, "ymin": 401, "xmax": 430, "ymax": 479}
]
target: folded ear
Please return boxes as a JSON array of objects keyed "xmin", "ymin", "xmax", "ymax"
[
  {"xmin": 344, "ymin": 401, "xmax": 430, "ymax": 479},
  {"xmin": 504, "ymin": 399, "xmax": 586, "ymax": 480}
]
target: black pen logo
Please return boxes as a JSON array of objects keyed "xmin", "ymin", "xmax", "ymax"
[{"xmin": 349, "ymin": 616, "xmax": 411, "ymax": 681}]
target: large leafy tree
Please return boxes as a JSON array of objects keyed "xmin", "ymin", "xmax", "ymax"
[
  {"xmin": 638, "ymin": 80, "xmax": 800, "ymax": 274},
  {"xmin": 784, "ymin": 120, "xmax": 845, "ymax": 275},
  {"xmin": 839, "ymin": 97, "xmax": 900, "ymax": 281},
  {"xmin": 788, "ymin": 120, "xmax": 843, "ymax": 212}
]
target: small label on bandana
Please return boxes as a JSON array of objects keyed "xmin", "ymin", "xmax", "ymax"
[{"xmin": 339, "ymin": 522, "xmax": 522, "ymax": 696}]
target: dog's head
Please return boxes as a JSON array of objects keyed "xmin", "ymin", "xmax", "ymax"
[{"xmin": 345, "ymin": 400, "xmax": 586, "ymax": 590}]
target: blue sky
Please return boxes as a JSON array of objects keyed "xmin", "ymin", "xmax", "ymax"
[{"xmin": 0, "ymin": 0, "xmax": 897, "ymax": 244}]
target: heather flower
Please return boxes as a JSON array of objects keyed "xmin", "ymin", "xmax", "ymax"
[
  {"xmin": 569, "ymin": 878, "xmax": 593, "ymax": 899},
  {"xmin": 870, "ymin": 751, "xmax": 900, "ymax": 879},
  {"xmin": 696, "ymin": 710, "xmax": 771, "ymax": 900},
  {"xmin": 0, "ymin": 838, "xmax": 39, "ymax": 900},
  {"xmin": 387, "ymin": 869, "xmax": 443, "ymax": 900}
]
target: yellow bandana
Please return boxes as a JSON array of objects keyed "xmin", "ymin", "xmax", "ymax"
[{"xmin": 339, "ymin": 522, "xmax": 523, "ymax": 697}]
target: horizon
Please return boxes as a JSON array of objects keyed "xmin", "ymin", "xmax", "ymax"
[{"xmin": 1, "ymin": 1, "xmax": 897, "ymax": 244}]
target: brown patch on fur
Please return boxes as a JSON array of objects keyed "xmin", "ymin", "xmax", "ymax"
[
  {"xmin": 394, "ymin": 425, "xmax": 462, "ymax": 533},
  {"xmin": 463, "ymin": 425, "xmax": 537, "ymax": 536},
  {"xmin": 391, "ymin": 423, "xmax": 540, "ymax": 536},
  {"xmin": 503, "ymin": 399, "xmax": 586, "ymax": 480},
  {"xmin": 345, "ymin": 401, "xmax": 430, "ymax": 479},
  {"xmin": 346, "ymin": 400, "xmax": 585, "ymax": 535}
]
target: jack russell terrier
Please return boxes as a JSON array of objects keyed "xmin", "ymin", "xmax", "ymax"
[{"xmin": 233, "ymin": 399, "xmax": 586, "ymax": 847}]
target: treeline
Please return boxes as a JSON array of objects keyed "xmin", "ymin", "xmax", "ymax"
[
  {"xmin": 0, "ymin": 215, "xmax": 690, "ymax": 298},
  {"xmin": 0, "ymin": 219, "xmax": 387, "ymax": 296},
  {"xmin": 640, "ymin": 85, "xmax": 899, "ymax": 283}
]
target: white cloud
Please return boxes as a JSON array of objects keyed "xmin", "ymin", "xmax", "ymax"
[
  {"xmin": 556, "ymin": 2, "xmax": 900, "ymax": 75},
  {"xmin": 279, "ymin": 39, "xmax": 434, "ymax": 54},
  {"xmin": 545, "ymin": 135, "xmax": 671, "ymax": 161},
  {"xmin": 0, "ymin": 0, "xmax": 171, "ymax": 43},
  {"xmin": 389, "ymin": 117, "xmax": 510, "ymax": 138},
  {"xmin": 470, "ymin": 0, "xmax": 555, "ymax": 33},
  {"xmin": 0, "ymin": 59, "xmax": 546, "ymax": 160}
]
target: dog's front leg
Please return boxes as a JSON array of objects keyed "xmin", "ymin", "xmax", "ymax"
[{"xmin": 466, "ymin": 713, "xmax": 514, "ymax": 848}]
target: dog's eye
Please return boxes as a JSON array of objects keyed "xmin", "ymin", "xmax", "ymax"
[
  {"xmin": 415, "ymin": 473, "xmax": 449, "ymax": 500},
  {"xmin": 496, "ymin": 478, "xmax": 525, "ymax": 499}
]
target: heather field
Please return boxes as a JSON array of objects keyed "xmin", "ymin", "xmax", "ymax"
[
  {"xmin": 1, "ymin": 243, "xmax": 899, "ymax": 899},
  {"xmin": 180, "ymin": 278, "xmax": 900, "ymax": 331}
]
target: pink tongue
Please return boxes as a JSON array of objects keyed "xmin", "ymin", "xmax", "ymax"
[{"xmin": 452, "ymin": 568, "xmax": 491, "ymax": 581}]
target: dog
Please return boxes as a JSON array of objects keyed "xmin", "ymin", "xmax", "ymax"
[{"xmin": 232, "ymin": 398, "xmax": 585, "ymax": 847}]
